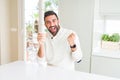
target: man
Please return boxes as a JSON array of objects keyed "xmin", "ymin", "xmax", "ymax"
[{"xmin": 37, "ymin": 11, "xmax": 82, "ymax": 70}]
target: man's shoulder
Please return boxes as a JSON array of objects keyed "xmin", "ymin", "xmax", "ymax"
[
  {"xmin": 62, "ymin": 27, "xmax": 75, "ymax": 33},
  {"xmin": 61, "ymin": 28, "xmax": 77, "ymax": 36}
]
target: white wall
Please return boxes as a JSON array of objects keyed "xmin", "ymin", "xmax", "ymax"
[
  {"xmin": 59, "ymin": 0, "xmax": 94, "ymax": 72},
  {"xmin": 100, "ymin": 0, "xmax": 120, "ymax": 15},
  {"xmin": 93, "ymin": 0, "xmax": 104, "ymax": 49}
]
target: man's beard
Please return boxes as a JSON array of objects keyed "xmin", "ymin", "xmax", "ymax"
[{"xmin": 48, "ymin": 25, "xmax": 60, "ymax": 36}]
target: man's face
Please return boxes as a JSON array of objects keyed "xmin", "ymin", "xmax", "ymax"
[{"xmin": 44, "ymin": 15, "xmax": 59, "ymax": 36}]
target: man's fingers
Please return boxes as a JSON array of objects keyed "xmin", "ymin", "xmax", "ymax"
[
  {"xmin": 37, "ymin": 33, "xmax": 46, "ymax": 41},
  {"xmin": 68, "ymin": 33, "xmax": 75, "ymax": 40}
]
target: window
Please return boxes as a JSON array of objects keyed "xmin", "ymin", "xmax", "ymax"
[
  {"xmin": 105, "ymin": 16, "xmax": 120, "ymax": 34},
  {"xmin": 93, "ymin": 14, "xmax": 120, "ymax": 58},
  {"xmin": 93, "ymin": 15, "xmax": 120, "ymax": 49},
  {"xmin": 25, "ymin": 0, "xmax": 59, "ymax": 62}
]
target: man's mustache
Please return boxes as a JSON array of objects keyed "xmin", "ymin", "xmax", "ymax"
[{"xmin": 49, "ymin": 26, "xmax": 56, "ymax": 29}]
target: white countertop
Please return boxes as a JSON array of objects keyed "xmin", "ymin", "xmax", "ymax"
[{"xmin": 0, "ymin": 61, "xmax": 120, "ymax": 80}]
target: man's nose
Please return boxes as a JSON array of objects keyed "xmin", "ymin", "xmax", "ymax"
[{"xmin": 50, "ymin": 22, "xmax": 54, "ymax": 26}]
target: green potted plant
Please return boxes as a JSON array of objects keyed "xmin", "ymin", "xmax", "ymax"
[{"xmin": 101, "ymin": 33, "xmax": 120, "ymax": 50}]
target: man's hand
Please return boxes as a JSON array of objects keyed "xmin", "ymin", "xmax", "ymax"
[
  {"xmin": 67, "ymin": 33, "xmax": 77, "ymax": 52},
  {"xmin": 37, "ymin": 32, "xmax": 46, "ymax": 58},
  {"xmin": 37, "ymin": 32, "xmax": 46, "ymax": 44},
  {"xmin": 67, "ymin": 33, "xmax": 75, "ymax": 46}
]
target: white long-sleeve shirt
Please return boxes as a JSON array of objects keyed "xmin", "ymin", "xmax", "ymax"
[{"xmin": 37, "ymin": 27, "xmax": 82, "ymax": 70}]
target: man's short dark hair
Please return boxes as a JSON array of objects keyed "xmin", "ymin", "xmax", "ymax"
[{"xmin": 44, "ymin": 11, "xmax": 58, "ymax": 21}]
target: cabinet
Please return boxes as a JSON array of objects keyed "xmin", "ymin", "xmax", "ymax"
[
  {"xmin": 0, "ymin": 0, "xmax": 11, "ymax": 64},
  {"xmin": 91, "ymin": 55, "xmax": 120, "ymax": 78},
  {"xmin": 100, "ymin": 0, "xmax": 120, "ymax": 15},
  {"xmin": 0, "ymin": 23, "xmax": 1, "ymax": 65}
]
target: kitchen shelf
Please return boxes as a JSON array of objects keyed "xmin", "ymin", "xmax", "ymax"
[{"xmin": 92, "ymin": 47, "xmax": 120, "ymax": 59}]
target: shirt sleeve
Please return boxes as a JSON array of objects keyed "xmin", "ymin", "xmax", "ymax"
[
  {"xmin": 37, "ymin": 44, "xmax": 47, "ymax": 67},
  {"xmin": 71, "ymin": 33, "xmax": 83, "ymax": 62},
  {"xmin": 37, "ymin": 56, "xmax": 47, "ymax": 67}
]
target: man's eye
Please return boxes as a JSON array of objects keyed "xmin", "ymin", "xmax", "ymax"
[
  {"xmin": 53, "ymin": 19, "xmax": 56, "ymax": 22},
  {"xmin": 46, "ymin": 22, "xmax": 50, "ymax": 24}
]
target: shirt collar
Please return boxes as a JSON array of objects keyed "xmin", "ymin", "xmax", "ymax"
[{"xmin": 47, "ymin": 27, "xmax": 63, "ymax": 39}]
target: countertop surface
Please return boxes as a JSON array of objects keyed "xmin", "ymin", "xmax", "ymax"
[{"xmin": 0, "ymin": 61, "xmax": 120, "ymax": 80}]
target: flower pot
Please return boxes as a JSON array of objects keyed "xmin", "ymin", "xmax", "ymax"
[{"xmin": 101, "ymin": 41, "xmax": 120, "ymax": 51}]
